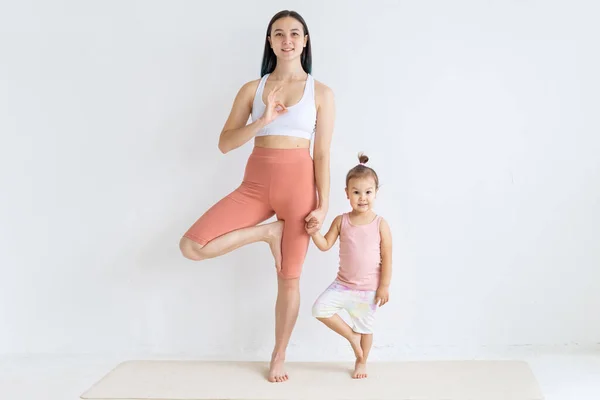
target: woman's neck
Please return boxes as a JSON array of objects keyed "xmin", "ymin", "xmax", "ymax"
[{"xmin": 270, "ymin": 61, "xmax": 307, "ymax": 81}]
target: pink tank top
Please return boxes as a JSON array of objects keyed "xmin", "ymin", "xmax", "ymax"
[{"xmin": 336, "ymin": 213, "xmax": 382, "ymax": 291}]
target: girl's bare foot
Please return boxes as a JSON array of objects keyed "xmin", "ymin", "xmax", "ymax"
[
  {"xmin": 268, "ymin": 354, "xmax": 288, "ymax": 383},
  {"xmin": 266, "ymin": 221, "xmax": 284, "ymax": 271},
  {"xmin": 352, "ymin": 359, "xmax": 368, "ymax": 379},
  {"xmin": 348, "ymin": 331, "xmax": 364, "ymax": 361}
]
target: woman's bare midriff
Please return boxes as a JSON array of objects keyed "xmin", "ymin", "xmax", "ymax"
[{"xmin": 254, "ymin": 135, "xmax": 310, "ymax": 149}]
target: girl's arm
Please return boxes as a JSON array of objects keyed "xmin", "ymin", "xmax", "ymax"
[
  {"xmin": 376, "ymin": 218, "xmax": 393, "ymax": 306},
  {"xmin": 309, "ymin": 215, "xmax": 342, "ymax": 251}
]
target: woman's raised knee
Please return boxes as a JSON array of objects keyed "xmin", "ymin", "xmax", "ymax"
[{"xmin": 179, "ymin": 237, "xmax": 205, "ymax": 261}]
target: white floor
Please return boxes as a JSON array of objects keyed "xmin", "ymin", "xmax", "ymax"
[{"xmin": 0, "ymin": 353, "xmax": 598, "ymax": 400}]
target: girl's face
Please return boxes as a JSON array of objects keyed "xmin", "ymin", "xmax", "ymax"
[
  {"xmin": 268, "ymin": 17, "xmax": 307, "ymax": 61},
  {"xmin": 346, "ymin": 177, "xmax": 378, "ymax": 214}
]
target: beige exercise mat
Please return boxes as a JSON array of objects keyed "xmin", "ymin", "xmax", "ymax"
[{"xmin": 80, "ymin": 360, "xmax": 544, "ymax": 400}]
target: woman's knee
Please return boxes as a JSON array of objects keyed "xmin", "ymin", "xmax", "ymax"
[
  {"xmin": 278, "ymin": 263, "xmax": 304, "ymax": 281},
  {"xmin": 277, "ymin": 276, "xmax": 300, "ymax": 292},
  {"xmin": 179, "ymin": 237, "xmax": 205, "ymax": 261}
]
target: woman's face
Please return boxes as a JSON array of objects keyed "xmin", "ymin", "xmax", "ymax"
[{"xmin": 268, "ymin": 17, "xmax": 307, "ymax": 61}]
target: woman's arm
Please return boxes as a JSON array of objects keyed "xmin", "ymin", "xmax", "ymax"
[
  {"xmin": 218, "ymin": 82, "xmax": 287, "ymax": 154},
  {"xmin": 218, "ymin": 81, "xmax": 261, "ymax": 153},
  {"xmin": 307, "ymin": 82, "xmax": 335, "ymax": 225}
]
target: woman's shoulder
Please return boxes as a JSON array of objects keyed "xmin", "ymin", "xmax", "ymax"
[
  {"xmin": 313, "ymin": 79, "xmax": 334, "ymax": 109},
  {"xmin": 232, "ymin": 78, "xmax": 262, "ymax": 106},
  {"xmin": 239, "ymin": 78, "xmax": 262, "ymax": 94},
  {"xmin": 313, "ymin": 79, "xmax": 334, "ymax": 96}
]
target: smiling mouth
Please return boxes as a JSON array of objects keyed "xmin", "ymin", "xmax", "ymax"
[{"xmin": 282, "ymin": 48, "xmax": 294, "ymax": 52}]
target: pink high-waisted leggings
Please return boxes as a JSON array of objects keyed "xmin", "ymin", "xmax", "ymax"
[{"xmin": 183, "ymin": 146, "xmax": 317, "ymax": 279}]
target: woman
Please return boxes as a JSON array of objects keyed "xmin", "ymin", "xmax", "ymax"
[{"xmin": 179, "ymin": 10, "xmax": 335, "ymax": 382}]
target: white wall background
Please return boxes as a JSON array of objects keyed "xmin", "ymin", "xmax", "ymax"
[{"xmin": 1, "ymin": 0, "xmax": 599, "ymax": 361}]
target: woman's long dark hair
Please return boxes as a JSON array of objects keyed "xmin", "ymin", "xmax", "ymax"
[{"xmin": 260, "ymin": 10, "xmax": 312, "ymax": 77}]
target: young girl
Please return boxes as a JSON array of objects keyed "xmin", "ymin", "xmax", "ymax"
[{"xmin": 305, "ymin": 154, "xmax": 392, "ymax": 379}]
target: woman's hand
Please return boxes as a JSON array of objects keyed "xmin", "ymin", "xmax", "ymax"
[
  {"xmin": 260, "ymin": 86, "xmax": 288, "ymax": 124},
  {"xmin": 305, "ymin": 217, "xmax": 320, "ymax": 235},
  {"xmin": 304, "ymin": 207, "xmax": 327, "ymax": 232}
]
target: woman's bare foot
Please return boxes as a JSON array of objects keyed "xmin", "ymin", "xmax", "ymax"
[
  {"xmin": 348, "ymin": 331, "xmax": 364, "ymax": 361},
  {"xmin": 266, "ymin": 221, "xmax": 284, "ymax": 271},
  {"xmin": 268, "ymin": 354, "xmax": 288, "ymax": 383},
  {"xmin": 352, "ymin": 359, "xmax": 368, "ymax": 379}
]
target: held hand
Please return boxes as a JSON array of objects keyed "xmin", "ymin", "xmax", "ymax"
[
  {"xmin": 304, "ymin": 207, "xmax": 327, "ymax": 232},
  {"xmin": 305, "ymin": 217, "xmax": 320, "ymax": 235},
  {"xmin": 261, "ymin": 86, "xmax": 288, "ymax": 124},
  {"xmin": 375, "ymin": 286, "xmax": 389, "ymax": 307}
]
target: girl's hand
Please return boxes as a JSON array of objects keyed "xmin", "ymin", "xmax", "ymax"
[
  {"xmin": 304, "ymin": 207, "xmax": 327, "ymax": 232},
  {"xmin": 305, "ymin": 217, "xmax": 320, "ymax": 235},
  {"xmin": 261, "ymin": 86, "xmax": 288, "ymax": 124},
  {"xmin": 375, "ymin": 286, "xmax": 389, "ymax": 307}
]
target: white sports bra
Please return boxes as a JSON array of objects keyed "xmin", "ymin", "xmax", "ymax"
[{"xmin": 251, "ymin": 73, "xmax": 317, "ymax": 140}]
